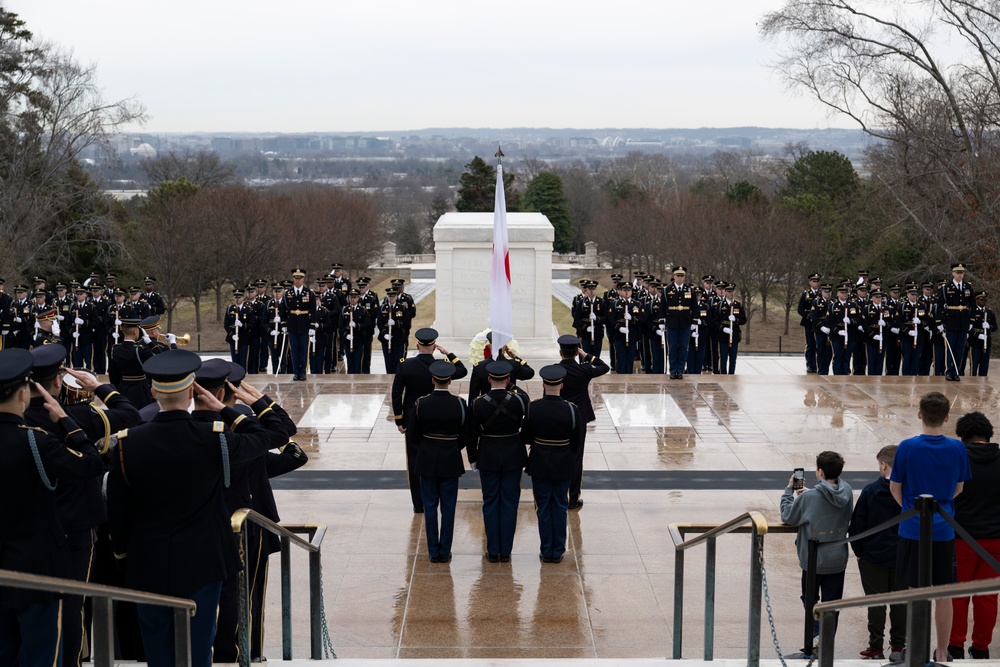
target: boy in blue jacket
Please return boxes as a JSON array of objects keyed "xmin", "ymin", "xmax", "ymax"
[{"xmin": 850, "ymin": 445, "xmax": 906, "ymax": 661}]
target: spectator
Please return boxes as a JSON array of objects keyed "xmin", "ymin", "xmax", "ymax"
[
  {"xmin": 889, "ymin": 391, "xmax": 972, "ymax": 662},
  {"xmin": 781, "ymin": 450, "xmax": 854, "ymax": 650},
  {"xmin": 949, "ymin": 411, "xmax": 1000, "ymax": 659},
  {"xmin": 849, "ymin": 445, "xmax": 906, "ymax": 661}
]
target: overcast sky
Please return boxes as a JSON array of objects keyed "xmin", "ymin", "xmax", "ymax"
[{"xmin": 6, "ymin": 0, "xmax": 852, "ymax": 133}]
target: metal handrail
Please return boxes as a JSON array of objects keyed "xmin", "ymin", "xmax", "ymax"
[
  {"xmin": 669, "ymin": 512, "xmax": 798, "ymax": 667},
  {"xmin": 814, "ymin": 576, "xmax": 1000, "ymax": 667},
  {"xmin": 230, "ymin": 509, "xmax": 327, "ymax": 666},
  {"xmin": 0, "ymin": 568, "xmax": 195, "ymax": 667}
]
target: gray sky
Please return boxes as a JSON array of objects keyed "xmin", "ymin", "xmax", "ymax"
[{"xmin": 7, "ymin": 0, "xmax": 851, "ymax": 133}]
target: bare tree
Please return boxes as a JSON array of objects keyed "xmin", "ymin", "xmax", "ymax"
[{"xmin": 140, "ymin": 148, "xmax": 237, "ymax": 189}]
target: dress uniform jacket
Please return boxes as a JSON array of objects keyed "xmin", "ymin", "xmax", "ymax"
[
  {"xmin": 523, "ymin": 395, "xmax": 582, "ymax": 481},
  {"xmin": 0, "ymin": 413, "xmax": 103, "ymax": 609},
  {"xmin": 557, "ymin": 354, "xmax": 609, "ymax": 424},
  {"xmin": 608, "ymin": 297, "xmax": 645, "ymax": 340},
  {"xmin": 120, "ymin": 299, "xmax": 151, "ymax": 320},
  {"xmin": 224, "ymin": 302, "xmax": 256, "ymax": 346},
  {"xmin": 106, "ymin": 406, "xmax": 271, "ymax": 596},
  {"xmin": 572, "ymin": 295, "xmax": 605, "ymax": 344},
  {"xmin": 279, "ymin": 287, "xmax": 317, "ymax": 335},
  {"xmin": 467, "ymin": 354, "xmax": 534, "ymax": 404},
  {"xmin": 970, "ymin": 305, "xmax": 997, "ymax": 348},
  {"xmin": 797, "ymin": 288, "xmax": 820, "ymax": 327},
  {"xmin": 109, "ymin": 339, "xmax": 155, "ymax": 408},
  {"xmin": 142, "ymin": 290, "xmax": 166, "ymax": 316},
  {"xmin": 9, "ymin": 298, "xmax": 34, "ymax": 348},
  {"xmin": 391, "ymin": 352, "xmax": 468, "ymax": 424},
  {"xmin": 377, "ymin": 300, "xmax": 412, "ymax": 347},
  {"xmin": 340, "ymin": 303, "xmax": 372, "ymax": 349},
  {"xmin": 663, "ymin": 283, "xmax": 695, "ymax": 328},
  {"xmin": 468, "ymin": 388, "xmax": 527, "ymax": 472},
  {"xmin": 894, "ymin": 299, "xmax": 928, "ymax": 346},
  {"xmin": 716, "ymin": 299, "xmax": 748, "ymax": 344},
  {"xmin": 33, "ymin": 331, "xmax": 62, "ymax": 347},
  {"xmin": 408, "ymin": 389, "xmax": 471, "ymax": 478},
  {"xmin": 940, "ymin": 280, "xmax": 975, "ymax": 331}
]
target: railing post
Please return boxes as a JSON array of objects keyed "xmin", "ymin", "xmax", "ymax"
[
  {"xmin": 705, "ymin": 536, "xmax": 716, "ymax": 661},
  {"xmin": 92, "ymin": 596, "xmax": 114, "ymax": 667},
  {"xmin": 174, "ymin": 606, "xmax": 193, "ymax": 667},
  {"xmin": 281, "ymin": 535, "xmax": 293, "ymax": 660},
  {"xmin": 803, "ymin": 539, "xmax": 819, "ymax": 656},
  {"xmin": 907, "ymin": 495, "xmax": 936, "ymax": 667},
  {"xmin": 237, "ymin": 526, "xmax": 252, "ymax": 667},
  {"xmin": 309, "ymin": 544, "xmax": 322, "ymax": 659},
  {"xmin": 818, "ymin": 610, "xmax": 836, "ymax": 667},
  {"xmin": 672, "ymin": 545, "xmax": 685, "ymax": 659},
  {"xmin": 747, "ymin": 531, "xmax": 763, "ymax": 667}
]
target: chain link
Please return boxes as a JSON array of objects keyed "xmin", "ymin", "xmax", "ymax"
[
  {"xmin": 758, "ymin": 539, "xmax": 816, "ymax": 667},
  {"xmin": 237, "ymin": 536, "xmax": 250, "ymax": 664},
  {"xmin": 318, "ymin": 557, "xmax": 337, "ymax": 659}
]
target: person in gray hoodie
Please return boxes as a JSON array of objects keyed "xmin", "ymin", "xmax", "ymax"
[{"xmin": 781, "ymin": 450, "xmax": 854, "ymax": 644}]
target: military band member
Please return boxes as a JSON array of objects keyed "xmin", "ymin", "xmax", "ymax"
[
  {"xmin": 138, "ymin": 315, "xmax": 178, "ymax": 357},
  {"xmin": 524, "ymin": 364, "xmax": 583, "ymax": 563},
  {"xmin": 341, "ymin": 288, "xmax": 371, "ymax": 374},
  {"xmin": 884, "ymin": 284, "xmax": 903, "ymax": 375},
  {"xmin": 468, "ymin": 360, "xmax": 526, "ymax": 563},
  {"xmin": 572, "ymin": 279, "xmax": 605, "ymax": 359},
  {"xmin": 391, "ymin": 328, "xmax": 467, "ymax": 514},
  {"xmin": 378, "ymin": 288, "xmax": 411, "ymax": 374},
  {"xmin": 0, "ymin": 348, "xmax": 104, "ymax": 667},
  {"xmin": 109, "ymin": 318, "xmax": 154, "ymax": 408},
  {"xmin": 862, "ymin": 289, "xmax": 888, "ymax": 376},
  {"xmin": 106, "ymin": 350, "xmax": 272, "ymax": 667},
  {"xmin": 32, "ymin": 308, "xmax": 62, "ymax": 348},
  {"xmin": 141, "ymin": 276, "xmax": 165, "ymax": 316},
  {"xmin": 608, "ymin": 282, "xmax": 643, "ymax": 374},
  {"xmin": 278, "ymin": 268, "xmax": 317, "ymax": 381},
  {"xmin": 716, "ymin": 283, "xmax": 747, "ymax": 374},
  {"xmin": 663, "ymin": 265, "xmax": 695, "ymax": 379},
  {"xmin": 224, "ymin": 289, "xmax": 254, "ymax": 370},
  {"xmin": 407, "ymin": 360, "xmax": 471, "ymax": 563},
  {"xmin": 969, "ymin": 291, "xmax": 995, "ymax": 377},
  {"xmin": 939, "ymin": 263, "xmax": 974, "ymax": 381}
]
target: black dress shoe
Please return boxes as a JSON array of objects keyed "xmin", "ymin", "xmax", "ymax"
[
  {"xmin": 439, "ymin": 553, "xmax": 452, "ymax": 563},
  {"xmin": 499, "ymin": 555, "xmax": 510, "ymax": 563},
  {"xmin": 429, "ymin": 555, "xmax": 440, "ymax": 563},
  {"xmin": 946, "ymin": 373, "xmax": 961, "ymax": 381},
  {"xmin": 550, "ymin": 554, "xmax": 564, "ymax": 563},
  {"xmin": 568, "ymin": 499, "xmax": 583, "ymax": 510},
  {"xmin": 484, "ymin": 552, "xmax": 500, "ymax": 563},
  {"xmin": 539, "ymin": 553, "xmax": 550, "ymax": 563}
]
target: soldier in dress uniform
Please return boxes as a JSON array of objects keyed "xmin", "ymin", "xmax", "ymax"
[
  {"xmin": 822, "ymin": 284, "xmax": 859, "ymax": 376},
  {"xmin": 389, "ymin": 278, "xmax": 417, "ymax": 343},
  {"xmin": 309, "ymin": 285, "xmax": 333, "ymax": 375},
  {"xmin": 138, "ymin": 315, "xmax": 179, "ymax": 356},
  {"xmin": 644, "ymin": 278, "xmax": 667, "ymax": 374},
  {"xmin": 88, "ymin": 284, "xmax": 108, "ymax": 374},
  {"xmin": 32, "ymin": 275, "xmax": 54, "ymax": 306},
  {"xmin": 391, "ymin": 328, "xmax": 467, "ymax": 514},
  {"xmin": 557, "ymin": 334, "xmax": 609, "ymax": 510},
  {"xmin": 918, "ymin": 281, "xmax": 937, "ymax": 375},
  {"xmin": 810, "ymin": 283, "xmax": 833, "ymax": 375},
  {"xmin": 663, "ymin": 265, "xmax": 696, "ymax": 379},
  {"xmin": 32, "ymin": 308, "xmax": 62, "ymax": 348},
  {"xmin": 851, "ymin": 283, "xmax": 869, "ymax": 375},
  {"xmin": 243, "ymin": 284, "xmax": 266, "ymax": 375},
  {"xmin": 469, "ymin": 360, "xmax": 527, "ymax": 563},
  {"xmin": 0, "ymin": 279, "xmax": 10, "ymax": 350},
  {"xmin": 278, "ymin": 268, "xmax": 317, "ymax": 381},
  {"xmin": 603, "ymin": 274, "xmax": 622, "ymax": 369},
  {"xmin": 608, "ymin": 282, "xmax": 643, "ymax": 374},
  {"xmin": 0, "ymin": 348, "xmax": 103, "ymax": 667},
  {"xmin": 340, "ymin": 288, "xmax": 371, "ymax": 374},
  {"xmin": 968, "ymin": 291, "xmax": 995, "ymax": 377},
  {"xmin": 330, "ymin": 262, "xmax": 352, "ymax": 302},
  {"xmin": 106, "ymin": 350, "xmax": 273, "ymax": 667},
  {"xmin": 467, "ymin": 333, "xmax": 534, "ymax": 403},
  {"xmin": 686, "ymin": 286, "xmax": 710, "ymax": 375},
  {"xmin": 700, "ymin": 275, "xmax": 718, "ymax": 373},
  {"xmin": 29, "ymin": 289, "xmax": 49, "ymax": 345},
  {"xmin": 939, "ymin": 262, "xmax": 975, "ymax": 381},
  {"xmin": 862, "ymin": 289, "xmax": 888, "ymax": 376},
  {"xmin": 224, "ymin": 289, "xmax": 254, "ymax": 370},
  {"xmin": 884, "ymin": 284, "xmax": 903, "ymax": 375},
  {"xmin": 895, "ymin": 285, "xmax": 927, "ymax": 376},
  {"xmin": 524, "ymin": 364, "xmax": 584, "ymax": 563},
  {"xmin": 141, "ymin": 276, "xmax": 165, "ymax": 316},
  {"xmin": 121, "ymin": 286, "xmax": 151, "ymax": 320},
  {"xmin": 356, "ymin": 277, "xmax": 379, "ymax": 373},
  {"xmin": 634, "ymin": 273, "xmax": 654, "ymax": 373},
  {"xmin": 267, "ymin": 283, "xmax": 288, "ymax": 374},
  {"xmin": 106, "ymin": 288, "xmax": 126, "ymax": 365},
  {"xmin": 25, "ymin": 346, "xmax": 141, "ymax": 667},
  {"xmin": 716, "ymin": 283, "xmax": 747, "ymax": 374},
  {"xmin": 108, "ymin": 318, "xmax": 154, "ymax": 409},
  {"xmin": 103, "ymin": 273, "xmax": 119, "ymax": 302},
  {"xmin": 319, "ymin": 275, "xmax": 342, "ymax": 373},
  {"xmin": 572, "ymin": 279, "xmax": 606, "ymax": 359},
  {"xmin": 378, "ymin": 288, "xmax": 411, "ymax": 374},
  {"xmin": 69, "ymin": 286, "xmax": 96, "ymax": 369},
  {"xmin": 253, "ymin": 279, "xmax": 273, "ymax": 373}
]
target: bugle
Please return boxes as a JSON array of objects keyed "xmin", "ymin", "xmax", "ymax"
[{"xmin": 158, "ymin": 333, "xmax": 191, "ymax": 346}]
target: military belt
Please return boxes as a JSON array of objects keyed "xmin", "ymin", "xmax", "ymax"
[
  {"xmin": 946, "ymin": 306, "xmax": 967, "ymax": 310},
  {"xmin": 289, "ymin": 309, "xmax": 310, "ymax": 316},
  {"xmin": 534, "ymin": 437, "xmax": 570, "ymax": 446},
  {"xmin": 481, "ymin": 432, "xmax": 520, "ymax": 438},
  {"xmin": 425, "ymin": 433, "xmax": 458, "ymax": 441},
  {"xmin": 122, "ymin": 374, "xmax": 146, "ymax": 381},
  {"xmin": 667, "ymin": 306, "xmax": 689, "ymax": 311}
]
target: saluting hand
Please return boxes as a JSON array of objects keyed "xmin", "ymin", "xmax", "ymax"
[
  {"xmin": 35, "ymin": 382, "xmax": 67, "ymax": 422},
  {"xmin": 231, "ymin": 381, "xmax": 264, "ymax": 405},
  {"xmin": 65, "ymin": 368, "xmax": 101, "ymax": 393}
]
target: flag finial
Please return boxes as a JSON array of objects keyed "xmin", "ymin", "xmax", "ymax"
[{"xmin": 494, "ymin": 145, "xmax": 504, "ymax": 164}]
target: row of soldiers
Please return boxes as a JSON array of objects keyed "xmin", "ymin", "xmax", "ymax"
[
  {"xmin": 570, "ymin": 268, "xmax": 746, "ymax": 377},
  {"xmin": 797, "ymin": 265, "xmax": 995, "ymax": 379},
  {"xmin": 223, "ymin": 265, "xmax": 417, "ymax": 378},
  {"xmin": 0, "ymin": 344, "xmax": 306, "ymax": 666}
]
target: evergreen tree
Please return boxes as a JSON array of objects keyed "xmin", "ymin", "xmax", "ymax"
[
  {"xmin": 455, "ymin": 156, "xmax": 519, "ymax": 213},
  {"xmin": 523, "ymin": 171, "xmax": 574, "ymax": 252}
]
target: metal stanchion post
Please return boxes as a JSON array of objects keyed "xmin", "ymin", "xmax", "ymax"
[{"xmin": 906, "ymin": 494, "xmax": 935, "ymax": 667}]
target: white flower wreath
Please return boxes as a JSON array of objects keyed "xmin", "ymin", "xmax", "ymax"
[{"xmin": 469, "ymin": 328, "xmax": 520, "ymax": 367}]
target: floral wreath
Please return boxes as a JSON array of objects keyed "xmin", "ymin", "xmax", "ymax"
[{"xmin": 469, "ymin": 328, "xmax": 520, "ymax": 367}]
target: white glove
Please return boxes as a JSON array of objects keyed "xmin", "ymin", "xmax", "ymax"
[
  {"xmin": 820, "ymin": 326, "xmax": 831, "ymax": 335},
  {"xmin": 625, "ymin": 312, "xmax": 632, "ymax": 321},
  {"xmin": 142, "ymin": 332, "xmax": 152, "ymax": 344},
  {"xmin": 913, "ymin": 317, "xmax": 921, "ymax": 325},
  {"xmin": 470, "ymin": 462, "xmax": 478, "ymax": 471},
  {"xmin": 619, "ymin": 326, "xmax": 628, "ymax": 334},
  {"xmin": 586, "ymin": 326, "xmax": 594, "ymax": 333},
  {"xmin": 309, "ymin": 330, "xmax": 316, "ymax": 340},
  {"xmin": 857, "ymin": 326, "xmax": 864, "ymax": 332},
  {"xmin": 723, "ymin": 327, "xmax": 732, "ymax": 335},
  {"xmin": 273, "ymin": 315, "xmax": 281, "ymax": 323},
  {"xmin": 112, "ymin": 332, "xmax": 120, "ymax": 341},
  {"xmin": 980, "ymin": 333, "xmax": 988, "ymax": 340},
  {"xmin": 842, "ymin": 315, "xmax": 850, "ymax": 325},
  {"xmin": 838, "ymin": 329, "xmax": 848, "ymax": 337},
  {"xmin": 589, "ymin": 312, "xmax": 597, "ymax": 321},
  {"xmin": 658, "ymin": 324, "xmax": 665, "ymax": 332},
  {"xmin": 873, "ymin": 334, "xmax": 882, "ymax": 341},
  {"xmin": 114, "ymin": 319, "xmax": 121, "ymax": 326},
  {"xmin": 14, "ymin": 317, "xmax": 22, "ymax": 324},
  {"xmin": 387, "ymin": 318, "xmax": 395, "ymax": 326},
  {"xmin": 696, "ymin": 318, "xmax": 703, "ymax": 325},
  {"xmin": 691, "ymin": 324, "xmax": 698, "ymax": 333},
  {"xmin": 165, "ymin": 333, "xmax": 176, "ymax": 344},
  {"xmin": 890, "ymin": 327, "xmax": 900, "ymax": 334},
  {"xmin": 234, "ymin": 319, "xmax": 242, "ymax": 328},
  {"xmin": 937, "ymin": 324, "xmax": 945, "ymax": 333},
  {"xmin": 281, "ymin": 326, "xmax": 288, "ymax": 334},
  {"xmin": 349, "ymin": 321, "xmax": 356, "ymax": 328},
  {"xmin": 346, "ymin": 334, "xmax": 354, "ymax": 341},
  {"xmin": 74, "ymin": 317, "xmax": 84, "ymax": 325},
  {"xmin": 728, "ymin": 314, "xmax": 736, "ymax": 322},
  {"xmin": 1, "ymin": 330, "xmax": 7, "ymax": 336},
  {"xmin": 907, "ymin": 329, "xmax": 918, "ymax": 337},
  {"xmin": 877, "ymin": 319, "xmax": 885, "ymax": 326},
  {"xmin": 271, "ymin": 329, "xmax": 280, "ymax": 338},
  {"xmin": 72, "ymin": 331, "xmax": 80, "ymax": 339},
  {"xmin": 57, "ymin": 315, "xmax": 65, "ymax": 321},
  {"xmin": 985, "ymin": 322, "xmax": 991, "ymax": 330}
]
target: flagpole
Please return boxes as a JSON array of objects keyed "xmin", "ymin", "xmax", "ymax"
[{"xmin": 489, "ymin": 145, "xmax": 513, "ymax": 359}]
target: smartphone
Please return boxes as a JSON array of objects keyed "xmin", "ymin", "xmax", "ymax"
[{"xmin": 792, "ymin": 468, "xmax": 805, "ymax": 491}]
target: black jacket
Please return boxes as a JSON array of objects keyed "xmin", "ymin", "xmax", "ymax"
[
  {"xmin": 524, "ymin": 395, "xmax": 582, "ymax": 481},
  {"xmin": 848, "ymin": 475, "xmax": 900, "ymax": 569},
  {"xmin": 391, "ymin": 353, "xmax": 467, "ymax": 424},
  {"xmin": 955, "ymin": 442, "xmax": 1000, "ymax": 540},
  {"xmin": 468, "ymin": 388, "xmax": 527, "ymax": 472},
  {"xmin": 558, "ymin": 354, "xmax": 609, "ymax": 424},
  {"xmin": 467, "ymin": 354, "xmax": 534, "ymax": 404},
  {"xmin": 407, "ymin": 389, "xmax": 471, "ymax": 478}
]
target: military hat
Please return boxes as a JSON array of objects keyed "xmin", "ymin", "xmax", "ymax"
[
  {"xmin": 34, "ymin": 290, "xmax": 47, "ymax": 298},
  {"xmin": 857, "ymin": 269, "xmax": 870, "ymax": 277},
  {"xmin": 120, "ymin": 317, "xmax": 141, "ymax": 328},
  {"xmin": 870, "ymin": 277, "xmax": 883, "ymax": 284},
  {"xmin": 717, "ymin": 281, "xmax": 730, "ymax": 290},
  {"xmin": 725, "ymin": 283, "xmax": 736, "ymax": 292},
  {"xmin": 245, "ymin": 283, "xmax": 257, "ymax": 291},
  {"xmin": 856, "ymin": 283, "xmax": 869, "ymax": 291},
  {"xmin": 330, "ymin": 262, "xmax": 344, "ymax": 270},
  {"xmin": 143, "ymin": 349, "xmax": 201, "ymax": 394},
  {"xmin": 0, "ymin": 349, "xmax": 33, "ymax": 390},
  {"xmin": 356, "ymin": 276, "xmax": 371, "ymax": 286},
  {"xmin": 255, "ymin": 278, "xmax": 268, "ymax": 287},
  {"xmin": 937, "ymin": 280, "xmax": 947, "ymax": 288},
  {"xmin": 90, "ymin": 283, "xmax": 104, "ymax": 290},
  {"xmin": 702, "ymin": 275, "xmax": 716, "ymax": 283},
  {"xmin": 820, "ymin": 283, "xmax": 833, "ymax": 291},
  {"xmin": 836, "ymin": 283, "xmax": 850, "ymax": 293},
  {"xmin": 114, "ymin": 288, "xmax": 125, "ymax": 296},
  {"xmin": 649, "ymin": 280, "xmax": 662, "ymax": 289},
  {"xmin": 347, "ymin": 288, "xmax": 360, "ymax": 297},
  {"xmin": 233, "ymin": 289, "xmax": 245, "ymax": 298},
  {"xmin": 385, "ymin": 287, "xmax": 398, "ymax": 295},
  {"xmin": 227, "ymin": 361, "xmax": 246, "ymax": 386},
  {"xmin": 692, "ymin": 286, "xmax": 703, "ymax": 296},
  {"xmin": 558, "ymin": 334, "xmax": 579, "ymax": 353},
  {"xmin": 34, "ymin": 275, "xmax": 46, "ymax": 283},
  {"xmin": 69, "ymin": 281, "xmax": 81, "ymax": 289},
  {"xmin": 487, "ymin": 360, "xmax": 512, "ymax": 380},
  {"xmin": 808, "ymin": 273, "xmax": 821, "ymax": 281},
  {"xmin": 291, "ymin": 268, "xmax": 306, "ymax": 277},
  {"xmin": 55, "ymin": 283, "xmax": 67, "ymax": 291},
  {"xmin": 73, "ymin": 286, "xmax": 87, "ymax": 294},
  {"xmin": 976, "ymin": 290, "xmax": 989, "ymax": 300},
  {"xmin": 390, "ymin": 278, "xmax": 405, "ymax": 285},
  {"xmin": 672, "ymin": 265, "xmax": 687, "ymax": 275},
  {"xmin": 889, "ymin": 284, "xmax": 901, "ymax": 292},
  {"xmin": 610, "ymin": 273, "xmax": 623, "ymax": 280},
  {"xmin": 129, "ymin": 286, "xmax": 141, "ymax": 293},
  {"xmin": 272, "ymin": 282, "xmax": 284, "ymax": 290},
  {"xmin": 106, "ymin": 273, "xmax": 117, "ymax": 281},
  {"xmin": 139, "ymin": 315, "xmax": 162, "ymax": 331},
  {"xmin": 906, "ymin": 285, "xmax": 918, "ymax": 294},
  {"xmin": 951, "ymin": 262, "xmax": 967, "ymax": 272},
  {"xmin": 281, "ymin": 279, "xmax": 293, "ymax": 288},
  {"xmin": 143, "ymin": 276, "xmax": 156, "ymax": 284},
  {"xmin": 922, "ymin": 282, "xmax": 934, "ymax": 290},
  {"xmin": 29, "ymin": 344, "xmax": 66, "ymax": 382},
  {"xmin": 540, "ymin": 364, "xmax": 568, "ymax": 385},
  {"xmin": 870, "ymin": 289, "xmax": 884, "ymax": 298},
  {"xmin": 195, "ymin": 358, "xmax": 231, "ymax": 390},
  {"xmin": 429, "ymin": 360, "xmax": 456, "ymax": 381},
  {"xmin": 415, "ymin": 328, "xmax": 439, "ymax": 345},
  {"xmin": 34, "ymin": 307, "xmax": 57, "ymax": 322},
  {"xmin": 619, "ymin": 282, "xmax": 633, "ymax": 291}
]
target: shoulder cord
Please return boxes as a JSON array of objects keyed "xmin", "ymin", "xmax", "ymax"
[
  {"xmin": 91, "ymin": 404, "xmax": 112, "ymax": 455},
  {"xmin": 220, "ymin": 432, "xmax": 231, "ymax": 488},
  {"xmin": 27, "ymin": 429, "xmax": 56, "ymax": 491}
]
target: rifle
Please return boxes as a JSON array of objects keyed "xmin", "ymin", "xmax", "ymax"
[
  {"xmin": 589, "ymin": 299, "xmax": 595, "ymax": 345},
  {"xmin": 877, "ymin": 309, "xmax": 883, "ymax": 353},
  {"xmin": 349, "ymin": 307, "xmax": 355, "ymax": 353}
]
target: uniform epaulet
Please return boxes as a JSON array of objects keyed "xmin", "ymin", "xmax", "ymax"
[
  {"xmin": 116, "ymin": 428, "xmax": 129, "ymax": 439},
  {"xmin": 213, "ymin": 421, "xmax": 225, "ymax": 433},
  {"xmin": 18, "ymin": 424, "xmax": 50, "ymax": 435}
]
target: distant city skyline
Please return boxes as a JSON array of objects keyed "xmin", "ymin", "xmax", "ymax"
[{"xmin": 8, "ymin": 0, "xmax": 856, "ymax": 134}]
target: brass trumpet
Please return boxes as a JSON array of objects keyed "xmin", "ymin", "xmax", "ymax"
[{"xmin": 158, "ymin": 333, "xmax": 191, "ymax": 346}]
